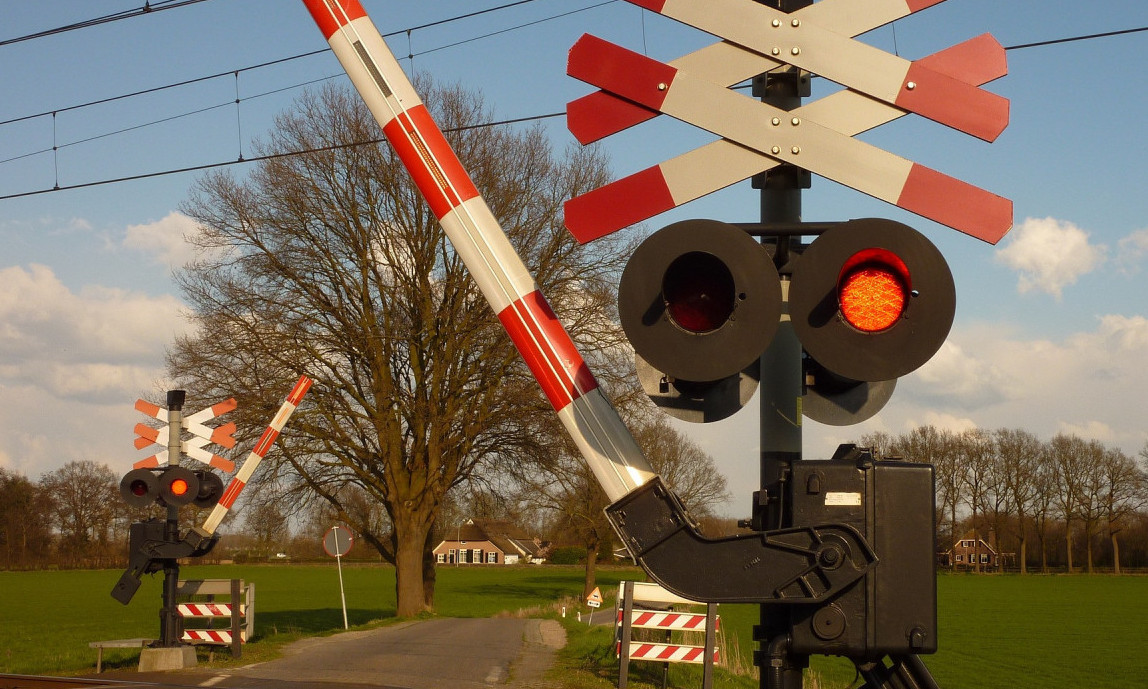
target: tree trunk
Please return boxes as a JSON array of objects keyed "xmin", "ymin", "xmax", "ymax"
[
  {"xmin": 423, "ymin": 527, "xmax": 438, "ymax": 609},
  {"xmin": 1065, "ymin": 522, "xmax": 1074, "ymax": 573},
  {"xmin": 1084, "ymin": 521, "xmax": 1095, "ymax": 574},
  {"xmin": 583, "ymin": 538, "xmax": 600, "ymax": 599},
  {"xmin": 1111, "ymin": 532, "xmax": 1121, "ymax": 575},
  {"xmin": 1019, "ymin": 537, "xmax": 1027, "ymax": 575},
  {"xmin": 395, "ymin": 522, "xmax": 433, "ymax": 617}
]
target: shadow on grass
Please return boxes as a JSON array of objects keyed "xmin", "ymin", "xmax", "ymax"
[{"xmin": 252, "ymin": 607, "xmax": 396, "ymax": 638}]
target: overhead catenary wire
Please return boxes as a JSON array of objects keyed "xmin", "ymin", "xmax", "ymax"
[
  {"xmin": 1, "ymin": 13, "xmax": 1145, "ymax": 202},
  {"xmin": 0, "ymin": 0, "xmax": 215, "ymax": 48}
]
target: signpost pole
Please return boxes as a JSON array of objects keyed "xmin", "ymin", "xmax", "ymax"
[
  {"xmin": 335, "ymin": 534, "xmax": 348, "ymax": 630},
  {"xmin": 324, "ymin": 525, "xmax": 353, "ymax": 630}
]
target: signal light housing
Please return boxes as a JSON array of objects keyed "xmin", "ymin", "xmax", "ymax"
[
  {"xmin": 120, "ymin": 466, "xmax": 222, "ymax": 509},
  {"xmin": 790, "ymin": 218, "xmax": 955, "ymax": 384},
  {"xmin": 619, "ymin": 219, "xmax": 781, "ymax": 385}
]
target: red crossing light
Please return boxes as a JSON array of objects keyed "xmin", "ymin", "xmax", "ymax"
[{"xmin": 838, "ymin": 249, "xmax": 911, "ymax": 333}]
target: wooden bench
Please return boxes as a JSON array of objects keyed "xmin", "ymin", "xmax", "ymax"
[{"xmin": 89, "ymin": 638, "xmax": 153, "ymax": 672}]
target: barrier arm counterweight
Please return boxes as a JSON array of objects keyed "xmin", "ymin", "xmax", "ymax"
[{"xmin": 298, "ymin": 1, "xmax": 877, "ymax": 605}]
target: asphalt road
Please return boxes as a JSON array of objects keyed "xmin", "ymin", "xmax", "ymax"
[{"xmin": 95, "ymin": 617, "xmax": 568, "ymax": 689}]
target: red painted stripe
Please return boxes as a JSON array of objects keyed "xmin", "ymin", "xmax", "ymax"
[
  {"xmin": 498, "ymin": 291, "xmax": 598, "ymax": 410},
  {"xmin": 897, "ymin": 164, "xmax": 1013, "ymax": 244},
  {"xmin": 656, "ymin": 614, "xmax": 676, "ymax": 627},
  {"xmin": 683, "ymin": 615, "xmax": 704, "ymax": 629},
  {"xmin": 133, "ymin": 456, "xmax": 160, "ymax": 469},
  {"xmin": 682, "ymin": 648, "xmax": 702, "ymax": 662},
  {"xmin": 564, "ymin": 165, "xmax": 675, "ymax": 243},
  {"xmin": 567, "ymin": 35, "xmax": 676, "ymax": 112},
  {"xmin": 219, "ymin": 478, "xmax": 246, "ymax": 509},
  {"xmin": 287, "ymin": 375, "xmax": 313, "ymax": 405},
  {"xmin": 134, "ymin": 423, "xmax": 159, "ymax": 444},
  {"xmin": 916, "ymin": 34, "xmax": 1006, "ymax": 86},
  {"xmin": 208, "ymin": 455, "xmax": 236, "ymax": 473},
  {"xmin": 135, "ymin": 399, "xmax": 162, "ymax": 417},
  {"xmin": 253, "ymin": 427, "xmax": 281, "ymax": 457},
  {"xmin": 211, "ymin": 422, "xmax": 237, "ymax": 448},
  {"xmin": 656, "ymin": 646, "xmax": 677, "ymax": 660},
  {"xmin": 566, "ymin": 90, "xmax": 656, "ymax": 145},
  {"xmin": 633, "ymin": 644, "xmax": 654, "ymax": 658},
  {"xmin": 906, "ymin": 0, "xmax": 945, "ymax": 11},
  {"xmin": 382, "ymin": 105, "xmax": 480, "ymax": 219},
  {"xmin": 210, "ymin": 398, "xmax": 238, "ymax": 417},
  {"xmin": 627, "ymin": 0, "xmax": 668, "ymax": 11},
  {"xmin": 634, "ymin": 612, "xmax": 654, "ymax": 626},
  {"xmin": 896, "ymin": 62, "xmax": 1009, "ymax": 142},
  {"xmin": 302, "ymin": 0, "xmax": 367, "ymax": 40}
]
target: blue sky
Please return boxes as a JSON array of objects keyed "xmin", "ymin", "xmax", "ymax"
[{"xmin": 1, "ymin": 1, "xmax": 1146, "ymax": 516}]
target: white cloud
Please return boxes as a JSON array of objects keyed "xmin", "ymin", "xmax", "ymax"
[
  {"xmin": 122, "ymin": 211, "xmax": 200, "ymax": 269},
  {"xmin": 1116, "ymin": 227, "xmax": 1148, "ymax": 271},
  {"xmin": 994, "ymin": 217, "xmax": 1106, "ymax": 298},
  {"xmin": 0, "ymin": 263, "xmax": 191, "ymax": 401}
]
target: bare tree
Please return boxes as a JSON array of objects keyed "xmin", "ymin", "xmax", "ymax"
[
  {"xmin": 169, "ymin": 80, "xmax": 626, "ymax": 615},
  {"xmin": 1049, "ymin": 434, "xmax": 1087, "ymax": 572},
  {"xmin": 896, "ymin": 426, "xmax": 959, "ymax": 547},
  {"xmin": 1074, "ymin": 439, "xmax": 1108, "ymax": 573},
  {"xmin": 0, "ymin": 468, "xmax": 53, "ymax": 569},
  {"xmin": 38, "ymin": 460, "xmax": 118, "ymax": 568},
  {"xmin": 959, "ymin": 429, "xmax": 994, "ymax": 573},
  {"xmin": 1101, "ymin": 447, "xmax": 1146, "ymax": 574},
  {"xmin": 993, "ymin": 428, "xmax": 1042, "ymax": 573}
]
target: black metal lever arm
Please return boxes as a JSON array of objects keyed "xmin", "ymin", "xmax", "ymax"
[{"xmin": 606, "ymin": 477, "xmax": 877, "ymax": 604}]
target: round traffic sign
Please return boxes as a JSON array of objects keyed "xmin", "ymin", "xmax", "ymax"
[{"xmin": 323, "ymin": 525, "xmax": 354, "ymax": 557}]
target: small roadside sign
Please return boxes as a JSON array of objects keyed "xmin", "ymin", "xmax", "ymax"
[{"xmin": 587, "ymin": 586, "xmax": 603, "ymax": 608}]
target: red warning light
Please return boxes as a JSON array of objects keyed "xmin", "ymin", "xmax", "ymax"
[
  {"xmin": 169, "ymin": 478, "xmax": 191, "ymax": 497},
  {"xmin": 838, "ymin": 249, "xmax": 910, "ymax": 333}
]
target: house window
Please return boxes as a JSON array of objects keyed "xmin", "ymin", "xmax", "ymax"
[
  {"xmin": 449, "ymin": 548, "xmax": 456, "ymax": 564},
  {"xmin": 437, "ymin": 553, "xmax": 445, "ymax": 563},
  {"xmin": 472, "ymin": 548, "xmax": 482, "ymax": 562},
  {"xmin": 487, "ymin": 551, "xmax": 497, "ymax": 563},
  {"xmin": 955, "ymin": 554, "xmax": 963, "ymax": 563},
  {"xmin": 981, "ymin": 554, "xmax": 989, "ymax": 563},
  {"xmin": 961, "ymin": 540, "xmax": 973, "ymax": 548}
]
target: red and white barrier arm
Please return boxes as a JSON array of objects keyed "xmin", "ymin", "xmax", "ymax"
[
  {"xmin": 198, "ymin": 375, "xmax": 313, "ymax": 535},
  {"xmin": 299, "ymin": 0, "xmax": 657, "ymax": 501}
]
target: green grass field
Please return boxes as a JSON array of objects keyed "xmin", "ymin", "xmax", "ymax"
[{"xmin": 2, "ymin": 565, "xmax": 1145, "ymax": 689}]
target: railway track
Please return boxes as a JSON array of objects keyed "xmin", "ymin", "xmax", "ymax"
[{"xmin": 0, "ymin": 675, "xmax": 165, "ymax": 689}]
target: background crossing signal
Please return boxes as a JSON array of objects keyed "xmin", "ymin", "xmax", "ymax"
[{"xmin": 119, "ymin": 467, "xmax": 225, "ymax": 510}]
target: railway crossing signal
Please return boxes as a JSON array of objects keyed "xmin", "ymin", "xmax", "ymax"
[{"xmin": 120, "ymin": 466, "xmax": 226, "ymax": 510}]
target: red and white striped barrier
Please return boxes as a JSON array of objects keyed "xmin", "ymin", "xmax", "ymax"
[
  {"xmin": 182, "ymin": 630, "xmax": 240, "ymax": 645},
  {"xmin": 299, "ymin": 0, "xmax": 656, "ymax": 503},
  {"xmin": 198, "ymin": 375, "xmax": 313, "ymax": 535},
  {"xmin": 621, "ymin": 609, "xmax": 719, "ymax": 631},
  {"xmin": 177, "ymin": 603, "xmax": 244, "ymax": 618},
  {"xmin": 620, "ymin": 642, "xmax": 719, "ymax": 664}
]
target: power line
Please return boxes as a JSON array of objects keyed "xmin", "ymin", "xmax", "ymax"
[
  {"xmin": 0, "ymin": 0, "xmax": 214, "ymax": 48},
  {"xmin": 0, "ymin": 112, "xmax": 565, "ymax": 202},
  {"xmin": 2, "ymin": 14, "xmax": 1145, "ymax": 202}
]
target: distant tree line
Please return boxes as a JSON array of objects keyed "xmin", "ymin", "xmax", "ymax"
[{"xmin": 859, "ymin": 427, "xmax": 1148, "ymax": 573}]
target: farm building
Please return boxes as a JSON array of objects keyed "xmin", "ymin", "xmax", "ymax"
[
  {"xmin": 433, "ymin": 519, "xmax": 546, "ymax": 565},
  {"xmin": 939, "ymin": 533, "xmax": 1013, "ymax": 571}
]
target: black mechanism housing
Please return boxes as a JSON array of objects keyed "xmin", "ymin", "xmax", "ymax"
[{"xmin": 606, "ymin": 445, "xmax": 937, "ymax": 660}]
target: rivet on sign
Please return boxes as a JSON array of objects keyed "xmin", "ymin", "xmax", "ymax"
[
  {"xmin": 791, "ymin": 146, "xmax": 801, "ymax": 155},
  {"xmin": 771, "ymin": 19, "xmax": 781, "ymax": 27},
  {"xmin": 771, "ymin": 117, "xmax": 781, "ymax": 126},
  {"xmin": 657, "ymin": 83, "xmax": 667, "ymax": 91},
  {"xmin": 791, "ymin": 117, "xmax": 801, "ymax": 126},
  {"xmin": 771, "ymin": 47, "xmax": 781, "ymax": 56},
  {"xmin": 906, "ymin": 81, "xmax": 917, "ymax": 90},
  {"xmin": 791, "ymin": 47, "xmax": 801, "ymax": 56},
  {"xmin": 791, "ymin": 19, "xmax": 800, "ymax": 27},
  {"xmin": 771, "ymin": 146, "xmax": 781, "ymax": 155}
]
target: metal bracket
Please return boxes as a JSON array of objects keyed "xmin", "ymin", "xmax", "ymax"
[{"xmin": 606, "ymin": 476, "xmax": 876, "ymax": 604}]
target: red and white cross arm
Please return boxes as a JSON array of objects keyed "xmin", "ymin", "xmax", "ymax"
[
  {"xmin": 198, "ymin": 375, "xmax": 313, "ymax": 535},
  {"xmin": 565, "ymin": 34, "xmax": 1007, "ymax": 244},
  {"xmin": 299, "ymin": 0, "xmax": 656, "ymax": 502},
  {"xmin": 567, "ymin": 36, "xmax": 1012, "ymax": 244},
  {"xmin": 569, "ymin": 0, "xmax": 951, "ymax": 144}
]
